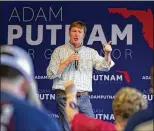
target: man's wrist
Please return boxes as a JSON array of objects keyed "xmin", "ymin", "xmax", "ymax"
[
  {"xmin": 66, "ymin": 94, "xmax": 77, "ymax": 102},
  {"xmin": 69, "ymin": 101, "xmax": 78, "ymax": 109},
  {"xmin": 105, "ymin": 53, "xmax": 111, "ymax": 62},
  {"xmin": 65, "ymin": 59, "xmax": 70, "ymax": 66}
]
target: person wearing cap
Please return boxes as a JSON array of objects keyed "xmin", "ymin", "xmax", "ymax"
[
  {"xmin": 124, "ymin": 66, "xmax": 154, "ymax": 131},
  {"xmin": 1, "ymin": 45, "xmax": 61, "ymax": 131},
  {"xmin": 1, "ymin": 45, "xmax": 42, "ymax": 108},
  {"xmin": 46, "ymin": 21, "xmax": 115, "ymax": 131},
  {"xmin": 64, "ymin": 80, "xmax": 148, "ymax": 131}
]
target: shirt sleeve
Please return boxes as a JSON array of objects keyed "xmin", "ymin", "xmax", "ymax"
[
  {"xmin": 71, "ymin": 114, "xmax": 116, "ymax": 131},
  {"xmin": 46, "ymin": 48, "xmax": 62, "ymax": 79},
  {"xmin": 92, "ymin": 49, "xmax": 115, "ymax": 71}
]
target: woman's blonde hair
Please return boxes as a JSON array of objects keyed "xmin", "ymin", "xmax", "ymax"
[{"xmin": 113, "ymin": 87, "xmax": 147, "ymax": 122}]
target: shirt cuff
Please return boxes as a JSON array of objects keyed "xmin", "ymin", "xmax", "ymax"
[
  {"xmin": 109, "ymin": 60, "xmax": 115, "ymax": 68},
  {"xmin": 50, "ymin": 66, "xmax": 62, "ymax": 79}
]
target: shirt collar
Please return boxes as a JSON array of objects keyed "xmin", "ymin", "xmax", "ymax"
[{"xmin": 67, "ymin": 42, "xmax": 83, "ymax": 51}]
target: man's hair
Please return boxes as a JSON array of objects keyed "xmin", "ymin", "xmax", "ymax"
[
  {"xmin": 113, "ymin": 87, "xmax": 147, "ymax": 122},
  {"xmin": 69, "ymin": 21, "xmax": 87, "ymax": 35}
]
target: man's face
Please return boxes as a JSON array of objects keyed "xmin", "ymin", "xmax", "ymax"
[{"xmin": 69, "ymin": 27, "xmax": 85, "ymax": 47}]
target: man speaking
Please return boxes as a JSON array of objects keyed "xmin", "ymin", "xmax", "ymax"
[{"xmin": 47, "ymin": 21, "xmax": 115, "ymax": 131}]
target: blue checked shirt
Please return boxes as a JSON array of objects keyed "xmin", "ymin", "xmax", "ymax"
[{"xmin": 46, "ymin": 43, "xmax": 115, "ymax": 92}]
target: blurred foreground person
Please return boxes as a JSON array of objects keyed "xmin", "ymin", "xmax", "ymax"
[
  {"xmin": 64, "ymin": 81, "xmax": 148, "ymax": 131},
  {"xmin": 125, "ymin": 66, "xmax": 154, "ymax": 131},
  {"xmin": 0, "ymin": 45, "xmax": 60, "ymax": 131},
  {"xmin": 1, "ymin": 45, "xmax": 42, "ymax": 108}
]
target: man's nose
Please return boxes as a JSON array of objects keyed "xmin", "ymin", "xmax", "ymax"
[{"xmin": 75, "ymin": 32, "xmax": 79, "ymax": 36}]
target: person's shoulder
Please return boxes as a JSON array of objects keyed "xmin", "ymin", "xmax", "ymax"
[
  {"xmin": 125, "ymin": 108, "xmax": 153, "ymax": 131},
  {"xmin": 1, "ymin": 91, "xmax": 22, "ymax": 104},
  {"xmin": 82, "ymin": 46, "xmax": 99, "ymax": 56},
  {"xmin": 134, "ymin": 119, "xmax": 153, "ymax": 131},
  {"xmin": 30, "ymin": 107, "xmax": 61, "ymax": 130},
  {"xmin": 20, "ymin": 103, "xmax": 60, "ymax": 130},
  {"xmin": 1, "ymin": 91, "xmax": 38, "ymax": 112},
  {"xmin": 53, "ymin": 44, "xmax": 68, "ymax": 52},
  {"xmin": 131, "ymin": 108, "xmax": 153, "ymax": 121},
  {"xmin": 1, "ymin": 92, "xmax": 55, "ymax": 122},
  {"xmin": 55, "ymin": 44, "xmax": 66, "ymax": 49},
  {"xmin": 1, "ymin": 92, "xmax": 61, "ymax": 130},
  {"xmin": 82, "ymin": 46, "xmax": 97, "ymax": 52}
]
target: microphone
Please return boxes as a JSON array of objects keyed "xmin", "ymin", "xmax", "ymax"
[{"xmin": 75, "ymin": 50, "xmax": 78, "ymax": 70}]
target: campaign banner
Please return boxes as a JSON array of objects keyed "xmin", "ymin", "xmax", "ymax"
[{"xmin": 1, "ymin": 1, "xmax": 153, "ymax": 122}]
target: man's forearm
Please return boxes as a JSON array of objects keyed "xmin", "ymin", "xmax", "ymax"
[
  {"xmin": 57, "ymin": 59, "xmax": 70, "ymax": 74},
  {"xmin": 104, "ymin": 53, "xmax": 111, "ymax": 66}
]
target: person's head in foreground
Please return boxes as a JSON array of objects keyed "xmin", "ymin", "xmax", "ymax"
[
  {"xmin": 0, "ymin": 45, "xmax": 42, "ymax": 108},
  {"xmin": 64, "ymin": 81, "xmax": 148, "ymax": 131},
  {"xmin": 124, "ymin": 66, "xmax": 154, "ymax": 131},
  {"xmin": 112, "ymin": 87, "xmax": 148, "ymax": 131}
]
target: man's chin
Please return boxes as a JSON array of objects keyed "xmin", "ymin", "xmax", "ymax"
[{"xmin": 73, "ymin": 42, "xmax": 80, "ymax": 45}]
